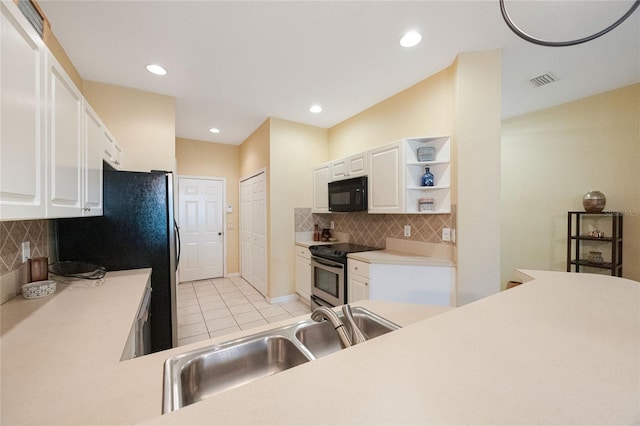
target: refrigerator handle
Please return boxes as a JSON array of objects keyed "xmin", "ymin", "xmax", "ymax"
[{"xmin": 174, "ymin": 220, "xmax": 181, "ymax": 268}]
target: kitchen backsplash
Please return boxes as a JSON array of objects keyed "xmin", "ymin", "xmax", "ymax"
[
  {"xmin": 294, "ymin": 207, "xmax": 456, "ymax": 248},
  {"xmin": 1, "ymin": 220, "xmax": 49, "ymax": 274}
]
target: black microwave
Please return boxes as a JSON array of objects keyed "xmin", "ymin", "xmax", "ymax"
[{"xmin": 328, "ymin": 176, "xmax": 368, "ymax": 212}]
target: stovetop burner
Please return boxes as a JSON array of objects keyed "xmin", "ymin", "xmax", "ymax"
[{"xmin": 309, "ymin": 243, "xmax": 382, "ymax": 263}]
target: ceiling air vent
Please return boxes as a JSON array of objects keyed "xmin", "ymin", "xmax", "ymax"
[
  {"xmin": 529, "ymin": 73, "xmax": 557, "ymax": 88},
  {"xmin": 17, "ymin": 0, "xmax": 44, "ymax": 38}
]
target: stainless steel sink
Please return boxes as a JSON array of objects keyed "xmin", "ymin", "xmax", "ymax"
[{"xmin": 163, "ymin": 307, "xmax": 400, "ymax": 413}]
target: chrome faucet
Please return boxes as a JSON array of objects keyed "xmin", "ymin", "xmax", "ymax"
[
  {"xmin": 341, "ymin": 304, "xmax": 367, "ymax": 345},
  {"xmin": 311, "ymin": 305, "xmax": 367, "ymax": 348}
]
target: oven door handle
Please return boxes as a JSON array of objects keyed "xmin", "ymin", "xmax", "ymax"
[{"xmin": 311, "ymin": 257, "xmax": 344, "ymax": 270}]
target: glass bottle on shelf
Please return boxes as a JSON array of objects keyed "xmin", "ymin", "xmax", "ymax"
[{"xmin": 421, "ymin": 166, "xmax": 434, "ymax": 187}]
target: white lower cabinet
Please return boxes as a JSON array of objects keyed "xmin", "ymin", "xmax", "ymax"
[
  {"xmin": 347, "ymin": 258, "xmax": 456, "ymax": 306},
  {"xmin": 347, "ymin": 261, "xmax": 369, "ymax": 303},
  {"xmin": 294, "ymin": 245, "xmax": 311, "ymax": 304}
]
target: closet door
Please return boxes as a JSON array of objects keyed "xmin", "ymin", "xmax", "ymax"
[{"xmin": 240, "ymin": 172, "xmax": 267, "ymax": 296}]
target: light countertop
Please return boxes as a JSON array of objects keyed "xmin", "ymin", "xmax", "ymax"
[
  {"xmin": 348, "ymin": 249, "xmax": 455, "ymax": 266},
  {"xmin": 295, "ymin": 240, "xmax": 334, "ymax": 248},
  {"xmin": 143, "ymin": 270, "xmax": 639, "ymax": 425},
  {"xmin": 2, "ymin": 269, "xmax": 638, "ymax": 425}
]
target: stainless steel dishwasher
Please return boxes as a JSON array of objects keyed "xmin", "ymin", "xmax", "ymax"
[{"xmin": 135, "ymin": 286, "xmax": 152, "ymax": 357}]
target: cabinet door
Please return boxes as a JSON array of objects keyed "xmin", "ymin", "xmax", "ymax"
[
  {"xmin": 368, "ymin": 142, "xmax": 403, "ymax": 213},
  {"xmin": 348, "ymin": 272, "xmax": 369, "ymax": 303},
  {"xmin": 330, "ymin": 154, "xmax": 367, "ymax": 181},
  {"xmin": 294, "ymin": 254, "xmax": 311, "ymax": 301},
  {"xmin": 330, "ymin": 159, "xmax": 347, "ymax": 181},
  {"xmin": 113, "ymin": 142, "xmax": 123, "ymax": 169},
  {"xmin": 0, "ymin": 2, "xmax": 46, "ymax": 220},
  {"xmin": 46, "ymin": 52, "xmax": 83, "ymax": 218},
  {"xmin": 82, "ymin": 102, "xmax": 103, "ymax": 216},
  {"xmin": 102, "ymin": 129, "xmax": 123, "ymax": 170},
  {"xmin": 312, "ymin": 163, "xmax": 330, "ymax": 213},
  {"xmin": 346, "ymin": 153, "xmax": 367, "ymax": 178}
]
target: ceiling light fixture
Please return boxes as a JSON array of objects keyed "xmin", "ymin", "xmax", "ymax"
[
  {"xmin": 145, "ymin": 64, "xmax": 167, "ymax": 76},
  {"xmin": 208, "ymin": 128, "xmax": 220, "ymax": 134},
  {"xmin": 399, "ymin": 31, "xmax": 422, "ymax": 48},
  {"xmin": 309, "ymin": 105, "xmax": 322, "ymax": 113}
]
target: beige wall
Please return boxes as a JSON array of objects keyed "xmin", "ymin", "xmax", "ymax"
[
  {"xmin": 239, "ymin": 120, "xmax": 270, "ymax": 180},
  {"xmin": 453, "ymin": 49, "xmax": 502, "ymax": 304},
  {"xmin": 328, "ymin": 66, "xmax": 454, "ymax": 159},
  {"xmin": 501, "ymin": 83, "xmax": 640, "ymax": 283},
  {"xmin": 326, "ymin": 50, "xmax": 502, "ymax": 305},
  {"xmin": 83, "ymin": 81, "xmax": 176, "ymax": 172},
  {"xmin": 176, "ymin": 138, "xmax": 241, "ymax": 275},
  {"xmin": 269, "ymin": 118, "xmax": 328, "ymax": 299}
]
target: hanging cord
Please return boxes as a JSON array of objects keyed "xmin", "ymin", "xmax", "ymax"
[{"xmin": 500, "ymin": 0, "xmax": 640, "ymax": 47}]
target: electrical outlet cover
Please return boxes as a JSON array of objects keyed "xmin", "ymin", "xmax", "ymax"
[{"xmin": 21, "ymin": 241, "xmax": 31, "ymax": 262}]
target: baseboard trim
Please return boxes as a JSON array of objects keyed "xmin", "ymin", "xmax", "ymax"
[
  {"xmin": 267, "ymin": 294, "xmax": 299, "ymax": 304},
  {"xmin": 224, "ymin": 272, "xmax": 241, "ymax": 278}
]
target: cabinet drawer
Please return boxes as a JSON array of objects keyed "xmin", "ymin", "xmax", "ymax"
[
  {"xmin": 348, "ymin": 259, "xmax": 370, "ymax": 277},
  {"xmin": 295, "ymin": 245, "xmax": 311, "ymax": 259}
]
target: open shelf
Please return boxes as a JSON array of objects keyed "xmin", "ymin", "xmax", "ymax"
[{"xmin": 566, "ymin": 211, "xmax": 623, "ymax": 277}]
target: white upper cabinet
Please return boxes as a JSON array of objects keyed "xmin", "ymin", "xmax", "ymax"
[
  {"xmin": 314, "ymin": 136, "xmax": 452, "ymax": 215},
  {"xmin": 312, "ymin": 163, "xmax": 330, "ymax": 213},
  {"xmin": 82, "ymin": 102, "xmax": 104, "ymax": 216},
  {"xmin": 103, "ymin": 128, "xmax": 123, "ymax": 170},
  {"xmin": 0, "ymin": 1, "xmax": 46, "ymax": 220},
  {"xmin": 0, "ymin": 2, "xmax": 110, "ymax": 221},
  {"xmin": 368, "ymin": 142, "xmax": 403, "ymax": 214},
  {"xmin": 46, "ymin": 50, "xmax": 84, "ymax": 218},
  {"xmin": 330, "ymin": 152, "xmax": 368, "ymax": 181}
]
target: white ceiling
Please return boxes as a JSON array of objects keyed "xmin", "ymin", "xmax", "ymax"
[{"xmin": 38, "ymin": 0, "xmax": 640, "ymax": 146}]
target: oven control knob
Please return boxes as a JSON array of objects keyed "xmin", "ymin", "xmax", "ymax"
[{"xmin": 334, "ymin": 250, "xmax": 343, "ymax": 256}]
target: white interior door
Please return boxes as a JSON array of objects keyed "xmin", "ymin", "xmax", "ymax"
[
  {"xmin": 240, "ymin": 172, "xmax": 267, "ymax": 296},
  {"xmin": 178, "ymin": 178, "xmax": 224, "ymax": 282}
]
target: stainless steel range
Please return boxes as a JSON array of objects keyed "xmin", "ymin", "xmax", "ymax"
[{"xmin": 309, "ymin": 243, "xmax": 382, "ymax": 309}]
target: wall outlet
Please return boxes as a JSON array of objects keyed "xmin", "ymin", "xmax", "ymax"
[
  {"xmin": 404, "ymin": 225, "xmax": 411, "ymax": 237},
  {"xmin": 21, "ymin": 241, "xmax": 30, "ymax": 263},
  {"xmin": 330, "ymin": 221, "xmax": 335, "ymax": 230},
  {"xmin": 442, "ymin": 228, "xmax": 451, "ymax": 242}
]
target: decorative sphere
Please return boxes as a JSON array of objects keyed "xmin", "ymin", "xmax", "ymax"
[{"xmin": 583, "ymin": 191, "xmax": 606, "ymax": 213}]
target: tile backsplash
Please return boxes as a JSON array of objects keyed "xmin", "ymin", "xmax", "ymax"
[
  {"xmin": 1, "ymin": 220, "xmax": 49, "ymax": 275},
  {"xmin": 294, "ymin": 207, "xmax": 455, "ymax": 248}
]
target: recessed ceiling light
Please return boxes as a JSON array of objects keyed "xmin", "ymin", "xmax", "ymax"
[
  {"xmin": 309, "ymin": 104, "xmax": 322, "ymax": 113},
  {"xmin": 399, "ymin": 31, "xmax": 422, "ymax": 48},
  {"xmin": 145, "ymin": 64, "xmax": 167, "ymax": 76},
  {"xmin": 208, "ymin": 128, "xmax": 220, "ymax": 134}
]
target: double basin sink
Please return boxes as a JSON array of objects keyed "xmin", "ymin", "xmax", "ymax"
[{"xmin": 163, "ymin": 306, "xmax": 400, "ymax": 413}]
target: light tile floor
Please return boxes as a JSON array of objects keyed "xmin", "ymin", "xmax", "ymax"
[{"xmin": 176, "ymin": 276, "xmax": 311, "ymax": 346}]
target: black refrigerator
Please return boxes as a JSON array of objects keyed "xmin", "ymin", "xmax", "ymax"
[{"xmin": 55, "ymin": 165, "xmax": 179, "ymax": 353}]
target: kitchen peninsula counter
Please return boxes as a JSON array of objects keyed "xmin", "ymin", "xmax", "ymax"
[
  {"xmin": 348, "ymin": 249, "xmax": 455, "ymax": 266},
  {"xmin": 1, "ymin": 270, "xmax": 638, "ymax": 425}
]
